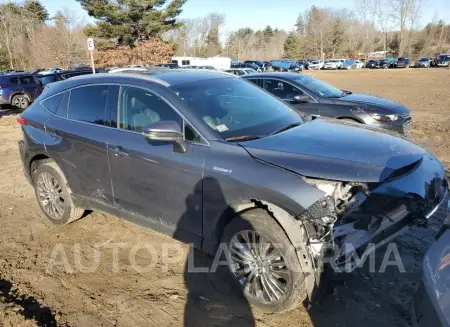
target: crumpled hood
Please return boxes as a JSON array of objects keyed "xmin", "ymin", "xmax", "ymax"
[
  {"xmin": 334, "ymin": 93, "xmax": 410, "ymax": 114},
  {"xmin": 241, "ymin": 120, "xmax": 426, "ymax": 182}
]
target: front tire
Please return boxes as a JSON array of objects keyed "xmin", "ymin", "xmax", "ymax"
[
  {"xmin": 221, "ymin": 208, "xmax": 307, "ymax": 312},
  {"xmin": 33, "ymin": 161, "xmax": 85, "ymax": 225}
]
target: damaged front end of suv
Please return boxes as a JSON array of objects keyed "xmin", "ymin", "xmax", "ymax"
[
  {"xmin": 242, "ymin": 120, "xmax": 449, "ymax": 274},
  {"xmin": 299, "ymin": 155, "xmax": 448, "ymax": 273}
]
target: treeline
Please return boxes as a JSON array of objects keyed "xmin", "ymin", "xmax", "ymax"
[
  {"xmin": 1, "ymin": 0, "xmax": 449, "ymax": 70},
  {"xmin": 0, "ymin": 1, "xmax": 88, "ymax": 70},
  {"xmin": 170, "ymin": 0, "xmax": 450, "ymax": 60}
]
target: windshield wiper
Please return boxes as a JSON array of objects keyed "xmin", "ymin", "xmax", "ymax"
[
  {"xmin": 225, "ymin": 135, "xmax": 261, "ymax": 142},
  {"xmin": 269, "ymin": 122, "xmax": 301, "ymax": 136}
]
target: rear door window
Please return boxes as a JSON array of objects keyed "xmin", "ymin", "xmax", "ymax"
[
  {"xmin": 68, "ymin": 85, "xmax": 109, "ymax": 125},
  {"xmin": 10, "ymin": 77, "xmax": 19, "ymax": 84}
]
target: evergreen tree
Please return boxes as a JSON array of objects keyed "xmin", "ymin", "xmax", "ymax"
[
  {"xmin": 284, "ymin": 32, "xmax": 301, "ymax": 59},
  {"xmin": 24, "ymin": 0, "xmax": 48, "ymax": 22},
  {"xmin": 205, "ymin": 26, "xmax": 222, "ymax": 56},
  {"xmin": 77, "ymin": 0, "xmax": 187, "ymax": 46}
]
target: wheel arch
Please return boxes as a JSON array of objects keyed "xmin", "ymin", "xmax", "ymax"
[
  {"xmin": 204, "ymin": 198, "xmax": 316, "ymax": 297},
  {"xmin": 336, "ymin": 116, "xmax": 363, "ymax": 123},
  {"xmin": 29, "ymin": 153, "xmax": 51, "ymax": 182}
]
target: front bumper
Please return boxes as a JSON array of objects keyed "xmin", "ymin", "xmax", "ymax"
[
  {"xmin": 335, "ymin": 155, "xmax": 448, "ymax": 269},
  {"xmin": 437, "ymin": 62, "xmax": 450, "ymax": 67}
]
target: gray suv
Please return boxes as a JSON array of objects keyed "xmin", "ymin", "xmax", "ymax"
[{"xmin": 18, "ymin": 70, "xmax": 448, "ymax": 312}]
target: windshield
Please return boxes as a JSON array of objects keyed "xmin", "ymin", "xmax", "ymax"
[
  {"xmin": 419, "ymin": 58, "xmax": 429, "ymax": 61},
  {"xmin": 311, "ymin": 61, "xmax": 319, "ymax": 64},
  {"xmin": 439, "ymin": 55, "xmax": 450, "ymax": 60},
  {"xmin": 171, "ymin": 78, "xmax": 302, "ymax": 139},
  {"xmin": 397, "ymin": 57, "xmax": 409, "ymax": 61},
  {"xmin": 291, "ymin": 75, "xmax": 343, "ymax": 98},
  {"xmin": 328, "ymin": 60, "xmax": 339, "ymax": 63}
]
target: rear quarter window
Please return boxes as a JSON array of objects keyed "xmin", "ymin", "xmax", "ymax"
[
  {"xmin": 41, "ymin": 93, "xmax": 65, "ymax": 113},
  {"xmin": 9, "ymin": 77, "xmax": 19, "ymax": 84}
]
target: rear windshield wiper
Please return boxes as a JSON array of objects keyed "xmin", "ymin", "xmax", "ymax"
[
  {"xmin": 225, "ymin": 135, "xmax": 261, "ymax": 142},
  {"xmin": 269, "ymin": 122, "xmax": 301, "ymax": 136}
]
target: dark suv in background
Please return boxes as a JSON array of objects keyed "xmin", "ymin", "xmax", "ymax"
[
  {"xmin": 0, "ymin": 73, "xmax": 43, "ymax": 110},
  {"xmin": 36, "ymin": 68, "xmax": 103, "ymax": 86},
  {"xmin": 18, "ymin": 70, "xmax": 448, "ymax": 313}
]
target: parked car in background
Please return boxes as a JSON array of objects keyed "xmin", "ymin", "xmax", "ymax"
[
  {"xmin": 309, "ymin": 60, "xmax": 325, "ymax": 70},
  {"xmin": 231, "ymin": 62, "xmax": 261, "ymax": 71},
  {"xmin": 38, "ymin": 68, "xmax": 64, "ymax": 75},
  {"xmin": 18, "ymin": 70, "xmax": 448, "ymax": 313},
  {"xmin": 396, "ymin": 57, "xmax": 412, "ymax": 68},
  {"xmin": 155, "ymin": 63, "xmax": 179, "ymax": 69},
  {"xmin": 36, "ymin": 68, "xmax": 104, "ymax": 85},
  {"xmin": 183, "ymin": 65, "xmax": 218, "ymax": 70},
  {"xmin": 376, "ymin": 58, "xmax": 397, "ymax": 69},
  {"xmin": 353, "ymin": 60, "xmax": 365, "ymax": 69},
  {"xmin": 413, "ymin": 57, "xmax": 433, "ymax": 68},
  {"xmin": 224, "ymin": 68, "xmax": 256, "ymax": 76},
  {"xmin": 271, "ymin": 60, "xmax": 302, "ymax": 72},
  {"xmin": 296, "ymin": 60, "xmax": 310, "ymax": 70},
  {"xmin": 411, "ymin": 202, "xmax": 450, "ymax": 327},
  {"xmin": 365, "ymin": 59, "xmax": 378, "ymax": 68},
  {"xmin": 243, "ymin": 72, "xmax": 413, "ymax": 136},
  {"xmin": 436, "ymin": 54, "xmax": 450, "ymax": 67},
  {"xmin": 244, "ymin": 60, "xmax": 264, "ymax": 70},
  {"xmin": 343, "ymin": 60, "xmax": 356, "ymax": 69},
  {"xmin": 0, "ymin": 73, "xmax": 43, "ymax": 110},
  {"xmin": 323, "ymin": 59, "xmax": 342, "ymax": 70}
]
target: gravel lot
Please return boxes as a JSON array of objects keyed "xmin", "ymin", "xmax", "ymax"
[{"xmin": 0, "ymin": 68, "xmax": 449, "ymax": 327}]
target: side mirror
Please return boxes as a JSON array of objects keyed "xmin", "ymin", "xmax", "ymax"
[
  {"xmin": 143, "ymin": 120, "xmax": 187, "ymax": 153},
  {"xmin": 292, "ymin": 95, "xmax": 310, "ymax": 103}
]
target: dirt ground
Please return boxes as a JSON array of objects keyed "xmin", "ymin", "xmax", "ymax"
[{"xmin": 0, "ymin": 68, "xmax": 449, "ymax": 327}]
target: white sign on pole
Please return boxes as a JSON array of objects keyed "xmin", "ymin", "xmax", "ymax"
[
  {"xmin": 87, "ymin": 38, "xmax": 96, "ymax": 74},
  {"xmin": 87, "ymin": 38, "xmax": 95, "ymax": 51}
]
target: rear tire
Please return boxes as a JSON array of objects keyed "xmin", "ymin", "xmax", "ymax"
[
  {"xmin": 221, "ymin": 208, "xmax": 308, "ymax": 312},
  {"xmin": 11, "ymin": 94, "xmax": 29, "ymax": 111},
  {"xmin": 33, "ymin": 161, "xmax": 85, "ymax": 225}
]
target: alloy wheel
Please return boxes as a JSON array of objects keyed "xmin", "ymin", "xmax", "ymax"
[
  {"xmin": 13, "ymin": 96, "xmax": 27, "ymax": 109},
  {"xmin": 228, "ymin": 230, "xmax": 289, "ymax": 302},
  {"xmin": 36, "ymin": 172, "xmax": 65, "ymax": 220}
]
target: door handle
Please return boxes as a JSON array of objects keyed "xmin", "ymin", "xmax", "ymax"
[{"xmin": 109, "ymin": 145, "xmax": 129, "ymax": 157}]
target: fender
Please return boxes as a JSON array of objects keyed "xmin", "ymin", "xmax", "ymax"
[{"xmin": 257, "ymin": 200, "xmax": 317, "ymax": 299}]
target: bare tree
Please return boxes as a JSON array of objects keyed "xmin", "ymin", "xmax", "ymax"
[{"xmin": 29, "ymin": 9, "xmax": 88, "ymax": 69}]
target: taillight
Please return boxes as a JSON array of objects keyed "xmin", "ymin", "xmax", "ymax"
[
  {"xmin": 16, "ymin": 117, "xmax": 28, "ymax": 125},
  {"xmin": 0, "ymin": 85, "xmax": 9, "ymax": 89}
]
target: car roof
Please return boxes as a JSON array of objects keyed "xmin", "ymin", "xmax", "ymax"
[
  {"xmin": 0, "ymin": 73, "xmax": 35, "ymax": 78},
  {"xmin": 42, "ymin": 69, "xmax": 235, "ymax": 94},
  {"xmin": 243, "ymin": 72, "xmax": 302, "ymax": 79}
]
